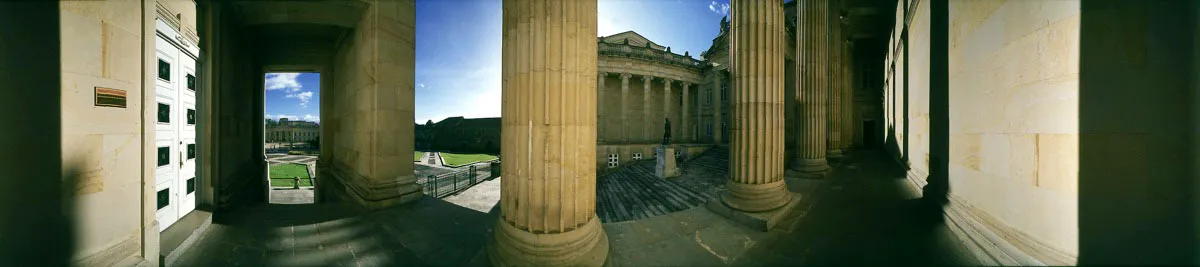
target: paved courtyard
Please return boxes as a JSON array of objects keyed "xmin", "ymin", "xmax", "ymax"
[
  {"xmin": 413, "ymin": 152, "xmax": 455, "ymax": 178},
  {"xmin": 596, "ymin": 147, "xmax": 729, "ymax": 223},
  {"xmin": 268, "ymin": 188, "xmax": 315, "ymax": 205},
  {"xmin": 267, "ymin": 155, "xmax": 318, "ymax": 205},
  {"xmin": 267, "ymin": 154, "xmax": 318, "ymax": 164},
  {"xmin": 170, "ymin": 149, "xmax": 977, "ymax": 266}
]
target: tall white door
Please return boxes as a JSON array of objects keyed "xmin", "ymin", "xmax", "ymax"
[{"xmin": 154, "ymin": 18, "xmax": 199, "ymax": 232}]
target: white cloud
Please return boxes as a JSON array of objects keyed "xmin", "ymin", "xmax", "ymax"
[
  {"xmin": 302, "ymin": 114, "xmax": 320, "ymax": 123},
  {"xmin": 418, "ymin": 83, "xmax": 426, "ymax": 88},
  {"xmin": 286, "ymin": 91, "xmax": 314, "ymax": 107},
  {"xmin": 708, "ymin": 1, "xmax": 729, "ymax": 16},
  {"xmin": 265, "ymin": 73, "xmax": 303, "ymax": 92},
  {"xmin": 266, "ymin": 114, "xmax": 299, "ymax": 121},
  {"xmin": 267, "ymin": 114, "xmax": 320, "ymax": 123}
]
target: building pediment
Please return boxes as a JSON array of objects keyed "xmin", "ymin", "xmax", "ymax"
[{"xmin": 600, "ymin": 31, "xmax": 667, "ymax": 51}]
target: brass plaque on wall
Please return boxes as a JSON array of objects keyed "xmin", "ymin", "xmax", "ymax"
[{"xmin": 95, "ymin": 87, "xmax": 126, "ymax": 108}]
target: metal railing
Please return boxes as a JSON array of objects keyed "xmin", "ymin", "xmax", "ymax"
[{"xmin": 418, "ymin": 161, "xmax": 500, "ymax": 198}]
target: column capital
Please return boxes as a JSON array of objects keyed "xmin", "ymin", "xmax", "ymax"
[
  {"xmin": 641, "ymin": 74, "xmax": 653, "ymax": 82},
  {"xmin": 620, "ymin": 73, "xmax": 632, "ymax": 80},
  {"xmin": 599, "ymin": 71, "xmax": 608, "ymax": 77},
  {"xmin": 664, "ymin": 78, "xmax": 674, "ymax": 86}
]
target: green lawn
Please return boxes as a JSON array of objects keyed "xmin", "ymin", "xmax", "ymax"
[
  {"xmin": 414, "ymin": 151, "xmax": 425, "ymax": 161},
  {"xmin": 440, "ymin": 153, "xmax": 498, "ymax": 167},
  {"xmin": 269, "ymin": 163, "xmax": 313, "ymax": 187}
]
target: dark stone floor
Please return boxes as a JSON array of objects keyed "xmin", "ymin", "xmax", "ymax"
[
  {"xmin": 172, "ymin": 199, "xmax": 498, "ymax": 267},
  {"xmin": 731, "ymin": 150, "xmax": 978, "ymax": 266},
  {"xmin": 172, "ymin": 148, "xmax": 977, "ymax": 266}
]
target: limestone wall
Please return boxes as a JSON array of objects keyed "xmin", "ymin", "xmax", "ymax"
[
  {"xmin": 58, "ymin": 1, "xmax": 150, "ymax": 265},
  {"xmin": 598, "ymin": 74, "xmax": 688, "ymax": 144},
  {"xmin": 329, "ymin": 0, "xmax": 417, "ymax": 207},
  {"xmin": 906, "ymin": 0, "xmax": 931, "ymax": 181},
  {"xmin": 596, "ymin": 144, "xmax": 712, "ymax": 171},
  {"xmin": 159, "ymin": 1, "xmax": 198, "ymax": 45},
  {"xmin": 214, "ymin": 5, "xmax": 266, "ymax": 209},
  {"xmin": 947, "ymin": 0, "xmax": 1080, "ymax": 255}
]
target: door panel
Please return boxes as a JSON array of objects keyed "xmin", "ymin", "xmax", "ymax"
[
  {"xmin": 154, "ymin": 18, "xmax": 198, "ymax": 232},
  {"xmin": 177, "ymin": 53, "xmax": 197, "ymax": 216}
]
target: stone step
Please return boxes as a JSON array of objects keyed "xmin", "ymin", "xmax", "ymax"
[{"xmin": 596, "ymin": 154, "xmax": 719, "ymax": 223}]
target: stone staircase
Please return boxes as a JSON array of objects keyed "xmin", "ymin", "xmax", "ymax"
[{"xmin": 595, "ymin": 147, "xmax": 730, "ymax": 223}]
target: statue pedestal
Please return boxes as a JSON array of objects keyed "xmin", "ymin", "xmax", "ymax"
[{"xmin": 656, "ymin": 147, "xmax": 680, "ymax": 178}]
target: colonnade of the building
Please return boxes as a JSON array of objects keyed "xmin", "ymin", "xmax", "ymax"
[
  {"xmin": 597, "ymin": 71, "xmax": 702, "ymax": 144},
  {"xmin": 489, "ymin": 0, "xmax": 858, "ymax": 265},
  {"xmin": 791, "ymin": 0, "xmax": 858, "ymax": 177}
]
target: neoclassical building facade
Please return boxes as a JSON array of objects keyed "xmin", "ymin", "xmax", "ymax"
[
  {"xmin": 266, "ymin": 118, "xmax": 320, "ymax": 143},
  {"xmin": 596, "ymin": 2, "xmax": 868, "ymax": 170}
]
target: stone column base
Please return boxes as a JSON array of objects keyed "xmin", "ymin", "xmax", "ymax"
[
  {"xmin": 790, "ymin": 157, "xmax": 830, "ymax": 178},
  {"xmin": 707, "ymin": 191, "xmax": 802, "ymax": 232},
  {"xmin": 487, "ymin": 215, "xmax": 610, "ymax": 267},
  {"xmin": 326, "ymin": 162, "xmax": 424, "ymax": 211},
  {"xmin": 827, "ymin": 149, "xmax": 844, "ymax": 159},
  {"xmin": 720, "ymin": 179, "xmax": 793, "ymax": 212}
]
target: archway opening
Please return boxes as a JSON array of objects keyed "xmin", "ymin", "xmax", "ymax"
[{"xmin": 263, "ymin": 72, "xmax": 321, "ymax": 204}]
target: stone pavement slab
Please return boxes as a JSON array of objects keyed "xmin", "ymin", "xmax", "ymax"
[
  {"xmin": 173, "ymin": 149, "xmax": 979, "ymax": 267},
  {"xmin": 442, "ymin": 177, "xmax": 501, "ymax": 213},
  {"xmin": 268, "ymin": 188, "xmax": 314, "ymax": 204}
]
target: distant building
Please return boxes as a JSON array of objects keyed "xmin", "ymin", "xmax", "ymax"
[
  {"xmin": 266, "ymin": 118, "xmax": 320, "ymax": 143},
  {"xmin": 416, "ymin": 116, "xmax": 500, "ymax": 153}
]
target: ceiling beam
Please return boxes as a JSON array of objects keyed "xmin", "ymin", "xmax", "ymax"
[{"xmin": 235, "ymin": 1, "xmax": 369, "ymax": 28}]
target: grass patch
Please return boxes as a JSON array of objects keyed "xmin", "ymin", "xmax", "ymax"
[
  {"xmin": 440, "ymin": 153, "xmax": 498, "ymax": 167},
  {"xmin": 269, "ymin": 163, "xmax": 313, "ymax": 187},
  {"xmin": 414, "ymin": 151, "xmax": 425, "ymax": 161}
]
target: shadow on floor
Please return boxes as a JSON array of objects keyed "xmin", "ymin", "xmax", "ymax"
[
  {"xmin": 175, "ymin": 197, "xmax": 499, "ymax": 267},
  {"xmin": 176, "ymin": 149, "xmax": 978, "ymax": 267},
  {"xmin": 732, "ymin": 149, "xmax": 976, "ymax": 266}
]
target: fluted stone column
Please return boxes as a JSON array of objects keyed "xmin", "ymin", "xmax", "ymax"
[
  {"xmin": 708, "ymin": 0, "xmax": 798, "ymax": 232},
  {"xmin": 642, "ymin": 75, "xmax": 652, "ymax": 142},
  {"xmin": 682, "ymin": 82, "xmax": 690, "ymax": 142},
  {"xmin": 598, "ymin": 71, "xmax": 606, "ymax": 142},
  {"xmin": 791, "ymin": 0, "xmax": 831, "ymax": 174},
  {"xmin": 664, "ymin": 78, "xmax": 673, "ymax": 140},
  {"xmin": 826, "ymin": 11, "xmax": 844, "ymax": 159},
  {"xmin": 489, "ymin": 1, "xmax": 608, "ymax": 266},
  {"xmin": 711, "ymin": 73, "xmax": 724, "ymax": 143},
  {"xmin": 620, "ymin": 73, "xmax": 631, "ymax": 142},
  {"xmin": 694, "ymin": 83, "xmax": 702, "ymax": 141},
  {"xmin": 841, "ymin": 40, "xmax": 854, "ymax": 151}
]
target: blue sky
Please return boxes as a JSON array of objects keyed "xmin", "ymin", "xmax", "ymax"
[
  {"xmin": 264, "ymin": 72, "xmax": 321, "ymax": 122},
  {"xmin": 265, "ymin": 0, "xmax": 732, "ymax": 125},
  {"xmin": 414, "ymin": 0, "xmax": 730, "ymax": 124}
]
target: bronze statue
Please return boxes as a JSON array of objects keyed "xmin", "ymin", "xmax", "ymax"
[{"xmin": 662, "ymin": 118, "xmax": 671, "ymax": 145}]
